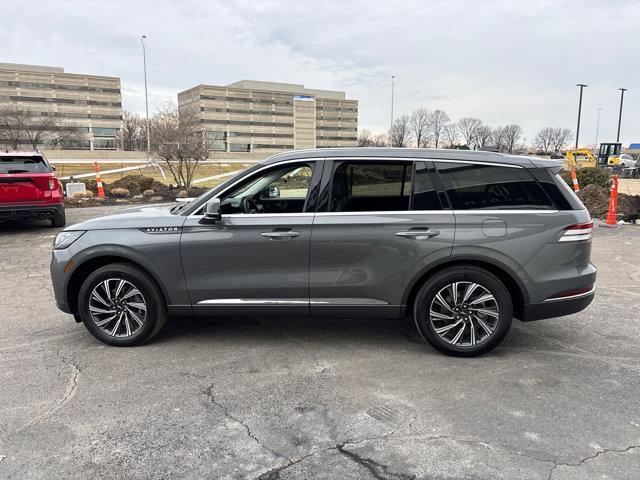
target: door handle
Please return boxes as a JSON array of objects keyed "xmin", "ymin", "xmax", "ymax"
[
  {"xmin": 395, "ymin": 229, "xmax": 440, "ymax": 239},
  {"xmin": 259, "ymin": 231, "xmax": 301, "ymax": 238}
]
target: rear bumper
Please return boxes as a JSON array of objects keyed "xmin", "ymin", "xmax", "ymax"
[
  {"xmin": 520, "ymin": 287, "xmax": 595, "ymax": 321},
  {"xmin": 0, "ymin": 203, "xmax": 64, "ymax": 221}
]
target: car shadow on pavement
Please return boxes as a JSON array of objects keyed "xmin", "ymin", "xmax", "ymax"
[
  {"xmin": 0, "ymin": 219, "xmax": 59, "ymax": 233},
  {"xmin": 149, "ymin": 314, "xmax": 535, "ymax": 357}
]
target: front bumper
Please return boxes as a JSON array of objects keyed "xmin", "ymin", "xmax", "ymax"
[
  {"xmin": 51, "ymin": 248, "xmax": 73, "ymax": 314},
  {"xmin": 520, "ymin": 287, "xmax": 595, "ymax": 321},
  {"xmin": 0, "ymin": 203, "xmax": 64, "ymax": 221}
]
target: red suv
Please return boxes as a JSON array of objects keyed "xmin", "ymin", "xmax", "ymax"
[{"xmin": 0, "ymin": 150, "xmax": 65, "ymax": 227}]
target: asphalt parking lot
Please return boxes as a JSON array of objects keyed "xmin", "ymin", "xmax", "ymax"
[{"xmin": 1, "ymin": 206, "xmax": 639, "ymax": 480}]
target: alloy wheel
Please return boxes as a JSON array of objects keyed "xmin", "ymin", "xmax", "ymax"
[
  {"xmin": 88, "ymin": 278, "xmax": 147, "ymax": 337},
  {"xmin": 429, "ymin": 281, "xmax": 499, "ymax": 347}
]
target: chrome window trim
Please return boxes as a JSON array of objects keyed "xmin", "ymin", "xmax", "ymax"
[
  {"xmin": 187, "ymin": 155, "xmax": 536, "ymax": 218},
  {"xmin": 542, "ymin": 285, "xmax": 595, "ymax": 303},
  {"xmin": 315, "ymin": 209, "xmax": 559, "ymax": 216}
]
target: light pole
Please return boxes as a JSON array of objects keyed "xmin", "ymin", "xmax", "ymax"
[
  {"xmin": 390, "ymin": 75, "xmax": 395, "ymax": 133},
  {"xmin": 575, "ymin": 83, "xmax": 587, "ymax": 148},
  {"xmin": 142, "ymin": 35, "xmax": 151, "ymax": 153},
  {"xmin": 616, "ymin": 88, "xmax": 627, "ymax": 143},
  {"xmin": 594, "ymin": 107, "xmax": 602, "ymax": 147}
]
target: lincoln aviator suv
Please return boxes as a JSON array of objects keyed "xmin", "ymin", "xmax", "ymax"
[{"xmin": 50, "ymin": 148, "xmax": 596, "ymax": 356}]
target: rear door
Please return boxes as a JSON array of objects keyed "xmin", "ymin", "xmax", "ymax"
[{"xmin": 309, "ymin": 159, "xmax": 455, "ymax": 319}]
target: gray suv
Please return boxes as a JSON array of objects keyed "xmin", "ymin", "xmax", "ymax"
[{"xmin": 50, "ymin": 148, "xmax": 596, "ymax": 356}]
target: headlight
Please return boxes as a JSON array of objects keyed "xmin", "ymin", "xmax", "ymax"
[{"xmin": 53, "ymin": 231, "xmax": 85, "ymax": 250}]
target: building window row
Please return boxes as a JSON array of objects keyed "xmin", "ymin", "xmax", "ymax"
[
  {"xmin": 206, "ymin": 131, "xmax": 294, "ymax": 139},
  {"xmin": 0, "ymin": 80, "xmax": 121, "ymax": 94},
  {"xmin": 317, "ymin": 126, "xmax": 358, "ymax": 132},
  {"xmin": 316, "ymin": 135, "xmax": 358, "ymax": 141},
  {"xmin": 201, "ymin": 119, "xmax": 294, "ymax": 128},
  {"xmin": 200, "ymin": 95, "xmax": 293, "ymax": 106},
  {"xmin": 317, "ymin": 106, "xmax": 358, "ymax": 113},
  {"xmin": 29, "ymin": 111, "xmax": 123, "ymax": 121},
  {"xmin": 201, "ymin": 107, "xmax": 293, "ymax": 116},
  {"xmin": 254, "ymin": 144, "xmax": 294, "ymax": 149},
  {"xmin": 4, "ymin": 95, "xmax": 121, "ymax": 107}
]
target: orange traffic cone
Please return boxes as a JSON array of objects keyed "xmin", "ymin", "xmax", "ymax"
[
  {"xmin": 570, "ymin": 168, "xmax": 580, "ymax": 192},
  {"xmin": 605, "ymin": 175, "xmax": 619, "ymax": 225},
  {"xmin": 94, "ymin": 161, "xmax": 105, "ymax": 198}
]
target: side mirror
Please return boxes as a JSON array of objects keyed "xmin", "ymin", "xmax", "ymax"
[
  {"xmin": 261, "ymin": 185, "xmax": 280, "ymax": 199},
  {"xmin": 200, "ymin": 198, "xmax": 221, "ymax": 224},
  {"xmin": 51, "ymin": 165, "xmax": 56, "ymax": 172}
]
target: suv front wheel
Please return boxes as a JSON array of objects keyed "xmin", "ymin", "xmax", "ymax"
[
  {"xmin": 77, "ymin": 262, "xmax": 168, "ymax": 346},
  {"xmin": 414, "ymin": 266, "xmax": 513, "ymax": 357}
]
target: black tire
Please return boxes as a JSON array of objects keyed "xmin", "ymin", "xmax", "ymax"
[
  {"xmin": 51, "ymin": 209, "xmax": 66, "ymax": 228},
  {"xmin": 413, "ymin": 266, "xmax": 512, "ymax": 357},
  {"xmin": 77, "ymin": 262, "xmax": 167, "ymax": 346}
]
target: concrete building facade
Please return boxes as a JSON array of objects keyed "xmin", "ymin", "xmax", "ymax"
[
  {"xmin": 0, "ymin": 62, "xmax": 122, "ymax": 150},
  {"xmin": 178, "ymin": 80, "xmax": 357, "ymax": 155}
]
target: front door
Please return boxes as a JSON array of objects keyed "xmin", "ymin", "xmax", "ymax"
[
  {"xmin": 309, "ymin": 159, "xmax": 455, "ymax": 319},
  {"xmin": 181, "ymin": 160, "xmax": 322, "ymax": 316}
]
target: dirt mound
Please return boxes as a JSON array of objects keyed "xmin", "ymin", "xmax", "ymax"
[
  {"xmin": 577, "ymin": 184, "xmax": 640, "ymax": 221},
  {"xmin": 106, "ymin": 175, "xmax": 165, "ymax": 196}
]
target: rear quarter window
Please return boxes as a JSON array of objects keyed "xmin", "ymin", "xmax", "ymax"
[
  {"xmin": 0, "ymin": 156, "xmax": 50, "ymax": 174},
  {"xmin": 434, "ymin": 162, "xmax": 554, "ymax": 210}
]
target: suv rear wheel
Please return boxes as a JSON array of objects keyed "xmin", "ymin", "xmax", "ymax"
[
  {"xmin": 414, "ymin": 266, "xmax": 513, "ymax": 357},
  {"xmin": 77, "ymin": 262, "xmax": 167, "ymax": 346}
]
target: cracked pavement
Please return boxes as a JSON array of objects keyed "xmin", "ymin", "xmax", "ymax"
[{"xmin": 1, "ymin": 206, "xmax": 639, "ymax": 479}]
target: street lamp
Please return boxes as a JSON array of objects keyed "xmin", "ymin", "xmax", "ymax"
[
  {"xmin": 616, "ymin": 88, "xmax": 627, "ymax": 143},
  {"xmin": 142, "ymin": 35, "xmax": 151, "ymax": 153},
  {"xmin": 575, "ymin": 83, "xmax": 587, "ymax": 148},
  {"xmin": 594, "ymin": 107, "xmax": 602, "ymax": 147},
  {"xmin": 390, "ymin": 75, "xmax": 395, "ymax": 133}
]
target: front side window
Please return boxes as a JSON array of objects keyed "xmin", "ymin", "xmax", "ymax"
[
  {"xmin": 330, "ymin": 162, "xmax": 412, "ymax": 212},
  {"xmin": 219, "ymin": 163, "xmax": 314, "ymax": 215},
  {"xmin": 434, "ymin": 162, "xmax": 553, "ymax": 210}
]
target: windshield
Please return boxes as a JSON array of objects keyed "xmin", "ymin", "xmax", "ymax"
[{"xmin": 0, "ymin": 156, "xmax": 50, "ymax": 174}]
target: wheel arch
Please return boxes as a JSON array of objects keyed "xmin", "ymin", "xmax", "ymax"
[
  {"xmin": 402, "ymin": 256, "xmax": 529, "ymax": 320},
  {"xmin": 66, "ymin": 253, "xmax": 170, "ymax": 315}
]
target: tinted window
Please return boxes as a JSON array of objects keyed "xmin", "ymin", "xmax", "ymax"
[
  {"xmin": 434, "ymin": 162, "xmax": 553, "ymax": 210},
  {"xmin": 0, "ymin": 156, "xmax": 50, "ymax": 174},
  {"xmin": 411, "ymin": 162, "xmax": 442, "ymax": 210},
  {"xmin": 330, "ymin": 162, "xmax": 411, "ymax": 212}
]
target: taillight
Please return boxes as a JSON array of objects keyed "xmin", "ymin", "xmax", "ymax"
[
  {"xmin": 49, "ymin": 178, "xmax": 56, "ymax": 191},
  {"xmin": 559, "ymin": 221, "xmax": 593, "ymax": 242}
]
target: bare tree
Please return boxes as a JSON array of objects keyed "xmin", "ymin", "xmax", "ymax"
[
  {"xmin": 118, "ymin": 111, "xmax": 148, "ymax": 151},
  {"xmin": 501, "ymin": 124, "xmax": 523, "ymax": 153},
  {"xmin": 409, "ymin": 107, "xmax": 432, "ymax": 147},
  {"xmin": 150, "ymin": 102, "xmax": 210, "ymax": 188},
  {"xmin": 534, "ymin": 127, "xmax": 555, "ymax": 154},
  {"xmin": 357, "ymin": 129, "xmax": 374, "ymax": 147},
  {"xmin": 0, "ymin": 105, "xmax": 82, "ymax": 149},
  {"xmin": 389, "ymin": 115, "xmax": 412, "ymax": 147},
  {"xmin": 371, "ymin": 133, "xmax": 389, "ymax": 147},
  {"xmin": 442, "ymin": 123, "xmax": 459, "ymax": 148},
  {"xmin": 456, "ymin": 117, "xmax": 483, "ymax": 147},
  {"xmin": 474, "ymin": 125, "xmax": 493, "ymax": 149},
  {"xmin": 429, "ymin": 109, "xmax": 449, "ymax": 148},
  {"xmin": 551, "ymin": 127, "xmax": 573, "ymax": 153}
]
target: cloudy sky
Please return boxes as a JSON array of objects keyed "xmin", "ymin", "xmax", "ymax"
[{"xmin": 2, "ymin": 0, "xmax": 639, "ymax": 145}]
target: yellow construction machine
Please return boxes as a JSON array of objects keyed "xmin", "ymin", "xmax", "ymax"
[{"xmin": 564, "ymin": 148, "xmax": 597, "ymax": 170}]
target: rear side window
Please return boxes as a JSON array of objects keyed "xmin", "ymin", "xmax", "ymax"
[
  {"xmin": 434, "ymin": 162, "xmax": 553, "ymax": 210},
  {"xmin": 330, "ymin": 162, "xmax": 411, "ymax": 212},
  {"xmin": 0, "ymin": 156, "xmax": 50, "ymax": 174}
]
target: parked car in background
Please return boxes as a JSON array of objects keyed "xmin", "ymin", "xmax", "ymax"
[
  {"xmin": 51, "ymin": 148, "xmax": 596, "ymax": 356},
  {"xmin": 0, "ymin": 150, "xmax": 65, "ymax": 227}
]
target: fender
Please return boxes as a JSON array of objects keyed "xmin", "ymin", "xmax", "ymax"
[{"xmin": 401, "ymin": 249, "xmax": 532, "ymax": 308}]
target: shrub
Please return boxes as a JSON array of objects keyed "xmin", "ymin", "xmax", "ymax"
[
  {"xmin": 110, "ymin": 187, "xmax": 130, "ymax": 198},
  {"xmin": 561, "ymin": 167, "xmax": 611, "ymax": 190},
  {"xmin": 176, "ymin": 190, "xmax": 189, "ymax": 198},
  {"xmin": 72, "ymin": 190, "xmax": 94, "ymax": 199},
  {"xmin": 143, "ymin": 189, "xmax": 155, "ymax": 197}
]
